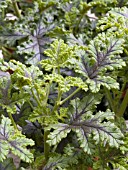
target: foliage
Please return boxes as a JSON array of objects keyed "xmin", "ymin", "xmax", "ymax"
[
  {"xmin": 0, "ymin": 115, "xmax": 34, "ymax": 163},
  {"xmin": 0, "ymin": 0, "xmax": 128, "ymax": 169}
]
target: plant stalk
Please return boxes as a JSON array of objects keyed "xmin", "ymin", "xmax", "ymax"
[
  {"xmin": 44, "ymin": 130, "xmax": 50, "ymax": 161},
  {"xmin": 104, "ymin": 88, "xmax": 116, "ymax": 113},
  {"xmin": 117, "ymin": 89, "xmax": 128, "ymax": 117},
  {"xmin": 118, "ymin": 81, "xmax": 127, "ymax": 101},
  {"xmin": 31, "ymin": 88, "xmax": 42, "ymax": 107},
  {"xmin": 2, "ymin": 9, "xmax": 5, "ymax": 19},
  {"xmin": 8, "ymin": 112, "xmax": 18, "ymax": 131},
  {"xmin": 28, "ymin": 100, "xmax": 34, "ymax": 110},
  {"xmin": 52, "ymin": 87, "xmax": 62, "ymax": 114},
  {"xmin": 60, "ymin": 87, "xmax": 81, "ymax": 105},
  {"xmin": 11, "ymin": 0, "xmax": 21, "ymax": 19},
  {"xmin": 44, "ymin": 83, "xmax": 51, "ymax": 105}
]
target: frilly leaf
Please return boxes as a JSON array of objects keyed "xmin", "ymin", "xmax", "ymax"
[
  {"xmin": 47, "ymin": 124, "xmax": 71, "ymax": 146},
  {"xmin": 47, "ymin": 95, "xmax": 124, "ymax": 154},
  {"xmin": 41, "ymin": 39, "xmax": 74, "ymax": 70},
  {"xmin": 0, "ymin": 116, "xmax": 34, "ymax": 163},
  {"xmin": 75, "ymin": 32, "xmax": 125, "ymax": 92}
]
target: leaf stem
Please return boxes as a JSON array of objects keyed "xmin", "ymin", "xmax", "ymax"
[
  {"xmin": 118, "ymin": 81, "xmax": 127, "ymax": 101},
  {"xmin": 28, "ymin": 100, "xmax": 34, "ymax": 110},
  {"xmin": 58, "ymin": 66, "xmax": 60, "ymax": 74},
  {"xmin": 104, "ymin": 87, "xmax": 116, "ymax": 113},
  {"xmin": 117, "ymin": 89, "xmax": 128, "ymax": 117},
  {"xmin": 60, "ymin": 87, "xmax": 81, "ymax": 105},
  {"xmin": 11, "ymin": 0, "xmax": 21, "ymax": 19},
  {"xmin": 31, "ymin": 88, "xmax": 42, "ymax": 107},
  {"xmin": 44, "ymin": 83, "xmax": 51, "ymax": 105},
  {"xmin": 8, "ymin": 112, "xmax": 18, "ymax": 131},
  {"xmin": 44, "ymin": 130, "xmax": 50, "ymax": 161},
  {"xmin": 52, "ymin": 86, "xmax": 62, "ymax": 114},
  {"xmin": 2, "ymin": 9, "xmax": 5, "ymax": 19}
]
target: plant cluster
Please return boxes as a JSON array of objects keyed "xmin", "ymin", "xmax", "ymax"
[{"xmin": 0, "ymin": 0, "xmax": 128, "ymax": 169}]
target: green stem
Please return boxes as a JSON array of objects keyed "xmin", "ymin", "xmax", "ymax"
[
  {"xmin": 117, "ymin": 89, "xmax": 128, "ymax": 117},
  {"xmin": 104, "ymin": 88, "xmax": 116, "ymax": 113},
  {"xmin": 31, "ymin": 88, "xmax": 42, "ymax": 107},
  {"xmin": 118, "ymin": 81, "xmax": 127, "ymax": 101},
  {"xmin": 74, "ymin": 15, "xmax": 83, "ymax": 34},
  {"xmin": 44, "ymin": 130, "xmax": 50, "ymax": 161},
  {"xmin": 60, "ymin": 87, "xmax": 81, "ymax": 105},
  {"xmin": 8, "ymin": 112, "xmax": 18, "ymax": 131},
  {"xmin": 44, "ymin": 83, "xmax": 51, "ymax": 105},
  {"xmin": 43, "ymin": 85, "xmax": 51, "ymax": 162},
  {"xmin": 52, "ymin": 87, "xmax": 62, "ymax": 114},
  {"xmin": 2, "ymin": 9, "xmax": 5, "ymax": 19},
  {"xmin": 11, "ymin": 0, "xmax": 21, "ymax": 19},
  {"xmin": 28, "ymin": 100, "xmax": 34, "ymax": 110},
  {"xmin": 58, "ymin": 66, "xmax": 60, "ymax": 74}
]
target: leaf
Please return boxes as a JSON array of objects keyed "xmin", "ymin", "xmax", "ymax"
[
  {"xmin": 75, "ymin": 128, "xmax": 93, "ymax": 154},
  {"xmin": 29, "ymin": 106, "xmax": 58, "ymax": 125},
  {"xmin": 47, "ymin": 124, "xmax": 71, "ymax": 146},
  {"xmin": 0, "ymin": 74, "xmax": 30, "ymax": 114},
  {"xmin": 75, "ymin": 33, "xmax": 125, "ymax": 92},
  {"xmin": 44, "ymin": 74, "xmax": 88, "ymax": 93},
  {"xmin": 86, "ymin": 76, "xmax": 119, "ymax": 93},
  {"xmin": 0, "ymin": 158, "xmax": 16, "ymax": 170},
  {"xmin": 41, "ymin": 39, "xmax": 74, "ymax": 71},
  {"xmin": 0, "ymin": 116, "xmax": 34, "ymax": 163},
  {"xmin": 97, "ymin": 7, "xmax": 128, "ymax": 36},
  {"xmin": 69, "ymin": 93, "xmax": 102, "ymax": 122},
  {"xmin": 65, "ymin": 76, "xmax": 88, "ymax": 92},
  {"xmin": 36, "ymin": 0, "xmax": 57, "ymax": 12},
  {"xmin": 0, "ymin": 60, "xmax": 43, "ymax": 90},
  {"xmin": 71, "ymin": 110, "xmax": 123, "ymax": 154},
  {"xmin": 43, "ymin": 154, "xmax": 68, "ymax": 170},
  {"xmin": 0, "ymin": 0, "xmax": 9, "ymax": 13},
  {"xmin": 0, "ymin": 3, "xmax": 54, "ymax": 64},
  {"xmin": 0, "ymin": 28, "xmax": 27, "ymax": 47},
  {"xmin": 16, "ymin": 13, "xmax": 54, "ymax": 64},
  {"xmin": 47, "ymin": 94, "xmax": 124, "ymax": 155}
]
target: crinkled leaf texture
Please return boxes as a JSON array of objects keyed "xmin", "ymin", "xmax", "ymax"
[
  {"xmin": 43, "ymin": 152, "xmax": 80, "ymax": 170},
  {"xmin": 0, "ymin": 158, "xmax": 16, "ymax": 170},
  {"xmin": 0, "ymin": 116, "xmax": 34, "ymax": 163},
  {"xmin": 97, "ymin": 7, "xmax": 128, "ymax": 33},
  {"xmin": 47, "ymin": 94, "xmax": 124, "ymax": 155},
  {"xmin": 43, "ymin": 154, "xmax": 68, "ymax": 170},
  {"xmin": 74, "ymin": 32, "xmax": 125, "ymax": 92},
  {"xmin": 43, "ymin": 145, "xmax": 83, "ymax": 170},
  {"xmin": 0, "ymin": 74, "xmax": 30, "ymax": 114},
  {"xmin": 41, "ymin": 39, "xmax": 74, "ymax": 70},
  {"xmin": 16, "ymin": 5, "xmax": 54, "ymax": 64},
  {"xmin": 44, "ymin": 73, "xmax": 88, "ymax": 93},
  {"xmin": 0, "ymin": 3, "xmax": 54, "ymax": 64}
]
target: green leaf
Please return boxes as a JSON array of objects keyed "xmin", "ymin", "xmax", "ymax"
[
  {"xmin": 0, "ymin": 71, "xmax": 30, "ymax": 114},
  {"xmin": 86, "ymin": 76, "xmax": 119, "ymax": 93},
  {"xmin": 97, "ymin": 7, "xmax": 128, "ymax": 35},
  {"xmin": 41, "ymin": 39, "xmax": 74, "ymax": 71},
  {"xmin": 68, "ymin": 93, "xmax": 102, "ymax": 120},
  {"xmin": 0, "ymin": 116, "xmax": 34, "ymax": 163},
  {"xmin": 75, "ymin": 33, "xmax": 125, "ymax": 92},
  {"xmin": 0, "ymin": 158, "xmax": 16, "ymax": 170},
  {"xmin": 47, "ymin": 124, "xmax": 71, "ymax": 146},
  {"xmin": 47, "ymin": 94, "xmax": 124, "ymax": 155},
  {"xmin": 29, "ymin": 106, "xmax": 58, "ymax": 125}
]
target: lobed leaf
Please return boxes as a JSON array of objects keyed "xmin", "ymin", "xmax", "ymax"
[
  {"xmin": 75, "ymin": 33, "xmax": 125, "ymax": 92},
  {"xmin": 0, "ymin": 116, "xmax": 34, "ymax": 163},
  {"xmin": 41, "ymin": 39, "xmax": 74, "ymax": 70},
  {"xmin": 47, "ymin": 95, "xmax": 124, "ymax": 155}
]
